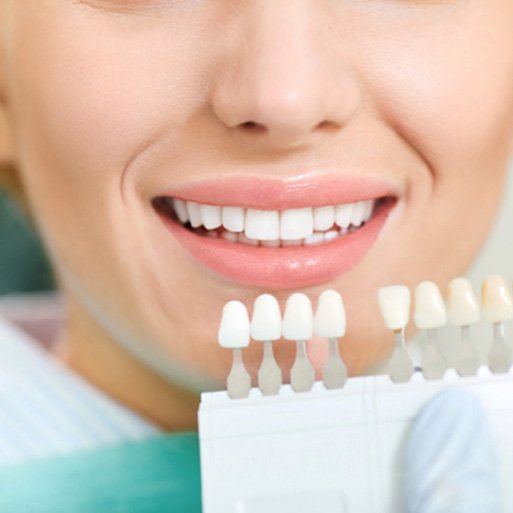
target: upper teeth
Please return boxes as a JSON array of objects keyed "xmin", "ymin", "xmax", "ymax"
[{"xmin": 171, "ymin": 198, "xmax": 375, "ymax": 242}]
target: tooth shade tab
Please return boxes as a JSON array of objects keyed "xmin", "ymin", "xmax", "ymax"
[
  {"xmin": 314, "ymin": 290, "xmax": 346, "ymax": 338},
  {"xmin": 378, "ymin": 285, "xmax": 411, "ymax": 331},
  {"xmin": 218, "ymin": 301, "xmax": 251, "ymax": 349},
  {"xmin": 414, "ymin": 281, "xmax": 447, "ymax": 329},
  {"xmin": 447, "ymin": 278, "xmax": 480, "ymax": 326},
  {"xmin": 482, "ymin": 275, "xmax": 513, "ymax": 323},
  {"xmin": 280, "ymin": 208, "xmax": 314, "ymax": 240},
  {"xmin": 251, "ymin": 294, "xmax": 282, "ymax": 341},
  {"xmin": 282, "ymin": 293, "xmax": 314, "ymax": 340},
  {"xmin": 245, "ymin": 209, "xmax": 279, "ymax": 241}
]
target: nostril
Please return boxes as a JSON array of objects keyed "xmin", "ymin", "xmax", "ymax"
[{"xmin": 240, "ymin": 121, "xmax": 267, "ymax": 134}]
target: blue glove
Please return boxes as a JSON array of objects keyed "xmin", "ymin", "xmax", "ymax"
[{"xmin": 405, "ymin": 389, "xmax": 502, "ymax": 513}]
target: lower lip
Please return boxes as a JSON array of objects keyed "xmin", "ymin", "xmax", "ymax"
[{"xmin": 157, "ymin": 203, "xmax": 393, "ymax": 290}]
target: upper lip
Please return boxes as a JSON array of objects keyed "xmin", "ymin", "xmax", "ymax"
[{"xmin": 155, "ymin": 171, "xmax": 399, "ymax": 210}]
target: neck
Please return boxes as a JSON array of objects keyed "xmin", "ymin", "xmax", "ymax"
[{"xmin": 52, "ymin": 297, "xmax": 199, "ymax": 432}]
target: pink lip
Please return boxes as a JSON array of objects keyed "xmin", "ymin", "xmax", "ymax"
[
  {"xmin": 155, "ymin": 174, "xmax": 397, "ymax": 289},
  {"xmin": 161, "ymin": 173, "xmax": 397, "ymax": 210}
]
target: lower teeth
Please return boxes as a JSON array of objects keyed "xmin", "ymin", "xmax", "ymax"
[{"xmin": 195, "ymin": 225, "xmax": 358, "ymax": 247}]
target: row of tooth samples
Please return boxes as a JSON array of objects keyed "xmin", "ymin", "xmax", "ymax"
[
  {"xmin": 218, "ymin": 291, "xmax": 347, "ymax": 399},
  {"xmin": 218, "ymin": 275, "xmax": 513, "ymax": 398},
  {"xmin": 379, "ymin": 275, "xmax": 513, "ymax": 383},
  {"xmin": 171, "ymin": 198, "xmax": 374, "ymax": 243}
]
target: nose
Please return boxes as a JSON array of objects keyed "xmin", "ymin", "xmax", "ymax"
[{"xmin": 210, "ymin": 2, "xmax": 362, "ymax": 151}]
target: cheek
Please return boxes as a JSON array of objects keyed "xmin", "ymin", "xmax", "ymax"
[
  {"xmin": 8, "ymin": 7, "xmax": 209, "ymax": 182},
  {"xmin": 363, "ymin": 7, "xmax": 513, "ymax": 173}
]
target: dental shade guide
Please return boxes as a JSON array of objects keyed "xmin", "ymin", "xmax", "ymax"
[
  {"xmin": 283, "ymin": 293, "xmax": 316, "ymax": 393},
  {"xmin": 251, "ymin": 294, "xmax": 282, "ymax": 396},
  {"xmin": 315, "ymin": 290, "xmax": 347, "ymax": 389},
  {"xmin": 414, "ymin": 281, "xmax": 447, "ymax": 380},
  {"xmin": 378, "ymin": 285, "xmax": 414, "ymax": 383},
  {"xmin": 217, "ymin": 301, "xmax": 251, "ymax": 399},
  {"xmin": 448, "ymin": 278, "xmax": 481, "ymax": 377},
  {"xmin": 482, "ymin": 275, "xmax": 513, "ymax": 373},
  {"xmin": 202, "ymin": 275, "xmax": 513, "ymax": 513}
]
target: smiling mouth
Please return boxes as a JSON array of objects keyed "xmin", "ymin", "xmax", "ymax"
[{"xmin": 152, "ymin": 196, "xmax": 392, "ymax": 247}]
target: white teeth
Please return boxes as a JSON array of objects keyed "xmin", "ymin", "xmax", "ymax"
[
  {"xmin": 245, "ymin": 209, "xmax": 280, "ymax": 240},
  {"xmin": 335, "ymin": 203, "xmax": 353, "ymax": 229},
  {"xmin": 217, "ymin": 300, "xmax": 251, "ymax": 349},
  {"xmin": 281, "ymin": 239, "xmax": 303, "ymax": 246},
  {"xmin": 200, "ymin": 204, "xmax": 222, "ymax": 230},
  {"xmin": 173, "ymin": 199, "xmax": 189, "ymax": 224},
  {"xmin": 282, "ymin": 293, "xmax": 314, "ymax": 340},
  {"xmin": 261, "ymin": 240, "xmax": 280, "ymax": 247},
  {"xmin": 251, "ymin": 294, "xmax": 282, "ymax": 341},
  {"xmin": 238, "ymin": 232, "xmax": 259, "ymax": 246},
  {"xmin": 173, "ymin": 198, "xmax": 378, "ymax": 244},
  {"xmin": 314, "ymin": 290, "xmax": 346, "ymax": 338},
  {"xmin": 186, "ymin": 201, "xmax": 203, "ymax": 228},
  {"xmin": 280, "ymin": 207, "xmax": 314, "ymax": 240},
  {"xmin": 221, "ymin": 231, "xmax": 238, "ymax": 242},
  {"xmin": 362, "ymin": 200, "xmax": 374, "ymax": 222},
  {"xmin": 324, "ymin": 230, "xmax": 339, "ymax": 242},
  {"xmin": 313, "ymin": 206, "xmax": 335, "ymax": 231},
  {"xmin": 222, "ymin": 206, "xmax": 244, "ymax": 233},
  {"xmin": 350, "ymin": 201, "xmax": 366, "ymax": 227},
  {"xmin": 304, "ymin": 232, "xmax": 325, "ymax": 246}
]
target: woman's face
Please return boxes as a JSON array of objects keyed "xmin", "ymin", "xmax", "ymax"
[{"xmin": 1, "ymin": 1, "xmax": 513, "ymax": 407}]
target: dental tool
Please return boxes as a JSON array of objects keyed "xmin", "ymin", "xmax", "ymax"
[
  {"xmin": 314, "ymin": 290, "xmax": 347, "ymax": 389},
  {"xmin": 482, "ymin": 275, "xmax": 513, "ymax": 374},
  {"xmin": 217, "ymin": 300, "xmax": 251, "ymax": 399},
  {"xmin": 378, "ymin": 285, "xmax": 414, "ymax": 383},
  {"xmin": 447, "ymin": 278, "xmax": 481, "ymax": 377},
  {"xmin": 414, "ymin": 281, "xmax": 447, "ymax": 380},
  {"xmin": 251, "ymin": 294, "xmax": 283, "ymax": 395},
  {"xmin": 282, "ymin": 293, "xmax": 315, "ymax": 392}
]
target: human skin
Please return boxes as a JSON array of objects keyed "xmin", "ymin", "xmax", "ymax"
[{"xmin": 0, "ymin": 1, "xmax": 513, "ymax": 430}]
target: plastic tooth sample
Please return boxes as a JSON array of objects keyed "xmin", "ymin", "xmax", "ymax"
[
  {"xmin": 482, "ymin": 275, "xmax": 513, "ymax": 374},
  {"xmin": 282, "ymin": 293, "xmax": 315, "ymax": 392},
  {"xmin": 447, "ymin": 278, "xmax": 481, "ymax": 377},
  {"xmin": 245, "ymin": 209, "xmax": 280, "ymax": 241},
  {"xmin": 280, "ymin": 208, "xmax": 314, "ymax": 240},
  {"xmin": 218, "ymin": 301, "xmax": 252, "ymax": 399},
  {"xmin": 314, "ymin": 290, "xmax": 347, "ymax": 389},
  {"xmin": 414, "ymin": 281, "xmax": 447, "ymax": 380},
  {"xmin": 378, "ymin": 285, "xmax": 414, "ymax": 383},
  {"xmin": 251, "ymin": 294, "xmax": 283, "ymax": 396}
]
